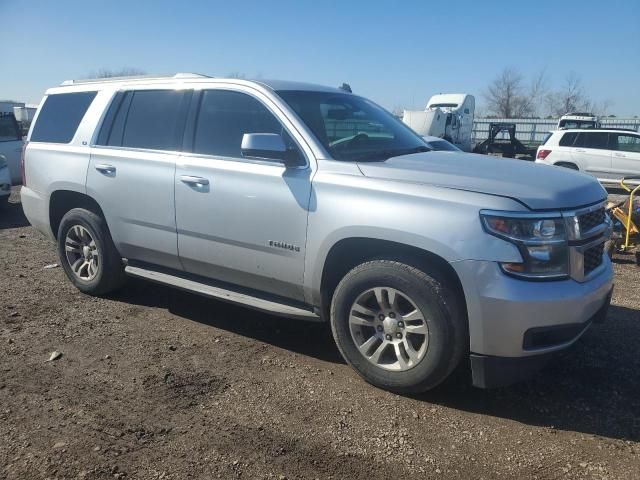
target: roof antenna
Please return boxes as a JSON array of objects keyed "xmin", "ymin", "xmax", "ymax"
[{"xmin": 339, "ymin": 83, "xmax": 352, "ymax": 93}]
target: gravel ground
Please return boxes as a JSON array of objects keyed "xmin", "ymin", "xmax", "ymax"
[{"xmin": 1, "ymin": 186, "xmax": 639, "ymax": 480}]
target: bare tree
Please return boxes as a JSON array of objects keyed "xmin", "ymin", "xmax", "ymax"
[
  {"xmin": 91, "ymin": 67, "xmax": 147, "ymax": 78},
  {"xmin": 484, "ymin": 67, "xmax": 534, "ymax": 118},
  {"xmin": 545, "ymin": 72, "xmax": 592, "ymax": 116},
  {"xmin": 527, "ymin": 68, "xmax": 549, "ymax": 117}
]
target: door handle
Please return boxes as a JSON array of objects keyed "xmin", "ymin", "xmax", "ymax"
[
  {"xmin": 95, "ymin": 164, "xmax": 116, "ymax": 175},
  {"xmin": 180, "ymin": 175, "xmax": 209, "ymax": 186},
  {"xmin": 574, "ymin": 149, "xmax": 586, "ymax": 153},
  {"xmin": 614, "ymin": 153, "xmax": 626, "ymax": 158}
]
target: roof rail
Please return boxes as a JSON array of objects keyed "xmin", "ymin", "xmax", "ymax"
[{"xmin": 60, "ymin": 72, "xmax": 211, "ymax": 86}]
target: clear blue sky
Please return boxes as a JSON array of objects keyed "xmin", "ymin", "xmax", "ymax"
[{"xmin": 1, "ymin": 0, "xmax": 638, "ymax": 115}]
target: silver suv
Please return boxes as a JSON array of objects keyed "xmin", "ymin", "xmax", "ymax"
[{"xmin": 21, "ymin": 74, "xmax": 614, "ymax": 392}]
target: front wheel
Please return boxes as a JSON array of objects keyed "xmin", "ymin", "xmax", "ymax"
[
  {"xmin": 330, "ymin": 260, "xmax": 467, "ymax": 393},
  {"xmin": 57, "ymin": 208, "xmax": 126, "ymax": 296}
]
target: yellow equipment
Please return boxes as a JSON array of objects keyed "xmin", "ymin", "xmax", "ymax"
[{"xmin": 606, "ymin": 176, "xmax": 640, "ymax": 265}]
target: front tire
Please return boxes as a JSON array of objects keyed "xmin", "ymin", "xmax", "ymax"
[
  {"xmin": 330, "ymin": 260, "xmax": 467, "ymax": 393},
  {"xmin": 57, "ymin": 208, "xmax": 126, "ymax": 295}
]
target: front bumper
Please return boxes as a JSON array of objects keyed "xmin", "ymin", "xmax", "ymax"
[
  {"xmin": 452, "ymin": 258, "xmax": 613, "ymax": 357},
  {"xmin": 469, "ymin": 288, "xmax": 612, "ymax": 388}
]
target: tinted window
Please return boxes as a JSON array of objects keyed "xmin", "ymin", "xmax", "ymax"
[
  {"xmin": 574, "ymin": 132, "xmax": 609, "ymax": 150},
  {"xmin": 30, "ymin": 92, "xmax": 96, "ymax": 143},
  {"xmin": 613, "ymin": 134, "xmax": 640, "ymax": 153},
  {"xmin": 193, "ymin": 90, "xmax": 289, "ymax": 158},
  {"xmin": 0, "ymin": 114, "xmax": 21, "ymax": 142},
  {"xmin": 278, "ymin": 90, "xmax": 426, "ymax": 161},
  {"xmin": 559, "ymin": 132, "xmax": 578, "ymax": 146},
  {"xmin": 120, "ymin": 90, "xmax": 189, "ymax": 151}
]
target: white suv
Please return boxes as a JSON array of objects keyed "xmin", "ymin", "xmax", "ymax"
[{"xmin": 536, "ymin": 129, "xmax": 640, "ymax": 184}]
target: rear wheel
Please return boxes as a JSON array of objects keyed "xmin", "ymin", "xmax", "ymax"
[
  {"xmin": 57, "ymin": 208, "xmax": 126, "ymax": 295},
  {"xmin": 330, "ymin": 260, "xmax": 467, "ymax": 393}
]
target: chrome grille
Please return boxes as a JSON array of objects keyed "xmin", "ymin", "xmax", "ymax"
[
  {"xmin": 578, "ymin": 207, "xmax": 605, "ymax": 234},
  {"xmin": 583, "ymin": 242, "xmax": 604, "ymax": 275}
]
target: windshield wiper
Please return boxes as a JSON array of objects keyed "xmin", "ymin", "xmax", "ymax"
[{"xmin": 350, "ymin": 145, "xmax": 431, "ymax": 162}]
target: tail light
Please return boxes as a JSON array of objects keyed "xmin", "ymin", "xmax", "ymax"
[
  {"xmin": 20, "ymin": 141, "xmax": 28, "ymax": 186},
  {"xmin": 537, "ymin": 149, "xmax": 551, "ymax": 160}
]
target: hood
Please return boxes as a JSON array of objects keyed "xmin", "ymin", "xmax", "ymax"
[{"xmin": 357, "ymin": 152, "xmax": 606, "ymax": 210}]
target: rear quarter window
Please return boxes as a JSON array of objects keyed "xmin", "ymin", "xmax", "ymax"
[
  {"xmin": 30, "ymin": 92, "xmax": 97, "ymax": 143},
  {"xmin": 558, "ymin": 132, "xmax": 577, "ymax": 147}
]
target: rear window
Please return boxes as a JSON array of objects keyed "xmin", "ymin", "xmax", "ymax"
[
  {"xmin": 97, "ymin": 90, "xmax": 190, "ymax": 151},
  {"xmin": 30, "ymin": 92, "xmax": 96, "ymax": 143},
  {"xmin": 0, "ymin": 114, "xmax": 21, "ymax": 142}
]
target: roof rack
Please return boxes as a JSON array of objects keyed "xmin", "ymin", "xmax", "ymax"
[{"xmin": 60, "ymin": 72, "xmax": 211, "ymax": 86}]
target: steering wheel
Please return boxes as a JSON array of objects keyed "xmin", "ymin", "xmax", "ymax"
[{"xmin": 346, "ymin": 132, "xmax": 370, "ymax": 149}]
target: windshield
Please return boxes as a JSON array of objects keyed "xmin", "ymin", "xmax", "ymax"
[
  {"xmin": 429, "ymin": 103, "xmax": 458, "ymax": 108},
  {"xmin": 426, "ymin": 139, "xmax": 461, "ymax": 151},
  {"xmin": 558, "ymin": 119, "xmax": 597, "ymax": 129},
  {"xmin": 277, "ymin": 90, "xmax": 428, "ymax": 161}
]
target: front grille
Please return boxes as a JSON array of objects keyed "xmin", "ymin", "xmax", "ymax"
[
  {"xmin": 578, "ymin": 207, "xmax": 605, "ymax": 234},
  {"xmin": 584, "ymin": 242, "xmax": 604, "ymax": 275}
]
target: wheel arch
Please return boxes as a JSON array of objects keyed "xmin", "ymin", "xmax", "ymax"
[
  {"xmin": 49, "ymin": 190, "xmax": 106, "ymax": 240},
  {"xmin": 318, "ymin": 237, "xmax": 466, "ymax": 320},
  {"xmin": 554, "ymin": 161, "xmax": 579, "ymax": 170}
]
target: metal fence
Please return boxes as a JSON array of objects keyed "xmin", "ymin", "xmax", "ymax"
[{"xmin": 472, "ymin": 118, "xmax": 640, "ymax": 146}]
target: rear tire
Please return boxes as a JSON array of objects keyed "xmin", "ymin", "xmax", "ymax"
[
  {"xmin": 330, "ymin": 260, "xmax": 467, "ymax": 393},
  {"xmin": 57, "ymin": 208, "xmax": 126, "ymax": 295}
]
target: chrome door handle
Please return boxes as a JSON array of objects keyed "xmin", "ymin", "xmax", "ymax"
[
  {"xmin": 95, "ymin": 164, "xmax": 116, "ymax": 175},
  {"xmin": 574, "ymin": 149, "xmax": 586, "ymax": 153},
  {"xmin": 614, "ymin": 153, "xmax": 626, "ymax": 158},
  {"xmin": 180, "ymin": 175, "xmax": 209, "ymax": 186}
]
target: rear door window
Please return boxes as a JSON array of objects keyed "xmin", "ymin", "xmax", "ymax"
[
  {"xmin": 30, "ymin": 92, "xmax": 97, "ymax": 143},
  {"xmin": 574, "ymin": 132, "xmax": 609, "ymax": 150},
  {"xmin": 97, "ymin": 90, "xmax": 190, "ymax": 151}
]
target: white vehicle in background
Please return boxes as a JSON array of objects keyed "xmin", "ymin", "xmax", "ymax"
[
  {"xmin": 557, "ymin": 112, "xmax": 600, "ymax": 130},
  {"xmin": 422, "ymin": 135, "xmax": 461, "ymax": 151},
  {"xmin": 536, "ymin": 128, "xmax": 640, "ymax": 184},
  {"xmin": 0, "ymin": 154, "xmax": 11, "ymax": 208},
  {"xmin": 402, "ymin": 94, "xmax": 475, "ymax": 151},
  {"xmin": 0, "ymin": 112, "xmax": 24, "ymax": 184}
]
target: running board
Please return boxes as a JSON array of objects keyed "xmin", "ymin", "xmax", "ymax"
[{"xmin": 124, "ymin": 265, "xmax": 320, "ymax": 321}]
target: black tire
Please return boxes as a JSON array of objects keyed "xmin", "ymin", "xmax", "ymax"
[
  {"xmin": 555, "ymin": 162, "xmax": 578, "ymax": 170},
  {"xmin": 0, "ymin": 195, "xmax": 8, "ymax": 209},
  {"xmin": 330, "ymin": 260, "xmax": 467, "ymax": 393},
  {"xmin": 605, "ymin": 239, "xmax": 617, "ymax": 259},
  {"xmin": 57, "ymin": 208, "xmax": 126, "ymax": 295}
]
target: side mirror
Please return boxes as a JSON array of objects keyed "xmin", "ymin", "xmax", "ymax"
[{"xmin": 241, "ymin": 133, "xmax": 305, "ymax": 167}]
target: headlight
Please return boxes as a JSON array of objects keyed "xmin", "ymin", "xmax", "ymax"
[{"xmin": 480, "ymin": 212, "xmax": 568, "ymax": 279}]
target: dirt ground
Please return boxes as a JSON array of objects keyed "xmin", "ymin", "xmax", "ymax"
[{"xmin": 1, "ymin": 186, "xmax": 639, "ymax": 480}]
